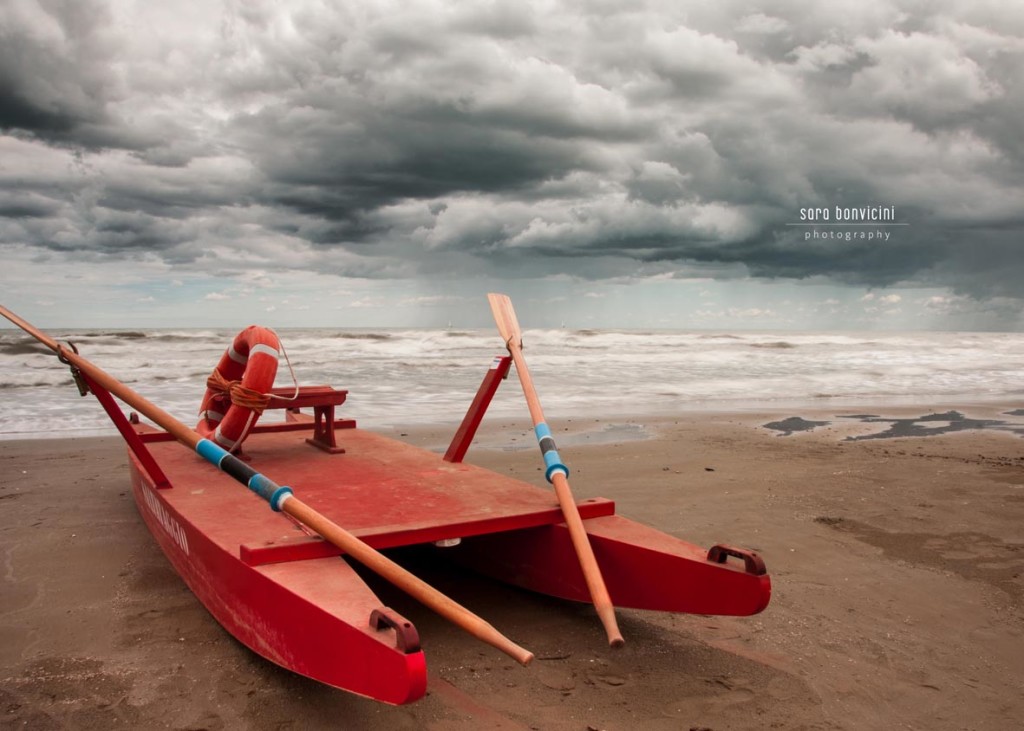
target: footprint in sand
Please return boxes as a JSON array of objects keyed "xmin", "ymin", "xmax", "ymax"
[
  {"xmin": 538, "ymin": 665, "xmax": 576, "ymax": 691},
  {"xmin": 661, "ymin": 676, "xmax": 755, "ymax": 719},
  {"xmin": 590, "ymin": 673, "xmax": 628, "ymax": 687}
]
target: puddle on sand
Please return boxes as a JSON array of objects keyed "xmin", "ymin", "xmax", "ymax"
[{"xmin": 763, "ymin": 410, "xmax": 1024, "ymax": 440}]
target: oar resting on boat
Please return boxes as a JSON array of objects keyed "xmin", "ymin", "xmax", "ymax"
[{"xmin": 0, "ymin": 304, "xmax": 534, "ymax": 668}]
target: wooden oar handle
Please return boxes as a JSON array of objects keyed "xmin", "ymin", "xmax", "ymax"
[
  {"xmin": 286, "ymin": 499, "xmax": 535, "ymax": 665},
  {"xmin": 552, "ymin": 474, "xmax": 624, "ymax": 647}
]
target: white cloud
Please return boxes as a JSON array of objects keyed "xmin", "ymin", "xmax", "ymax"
[{"xmin": 736, "ymin": 13, "xmax": 789, "ymax": 35}]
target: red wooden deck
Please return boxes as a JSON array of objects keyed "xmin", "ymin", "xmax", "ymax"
[{"xmin": 141, "ymin": 424, "xmax": 615, "ymax": 566}]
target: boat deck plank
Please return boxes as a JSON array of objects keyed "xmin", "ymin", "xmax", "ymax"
[{"xmin": 141, "ymin": 426, "xmax": 615, "ymax": 565}]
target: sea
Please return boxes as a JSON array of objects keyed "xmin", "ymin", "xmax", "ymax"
[{"xmin": 1, "ymin": 327, "xmax": 1023, "ymax": 440}]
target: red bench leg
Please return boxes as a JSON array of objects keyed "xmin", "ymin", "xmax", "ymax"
[{"xmin": 306, "ymin": 404, "xmax": 346, "ymax": 453}]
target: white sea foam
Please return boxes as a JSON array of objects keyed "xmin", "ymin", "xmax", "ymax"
[{"xmin": 1, "ymin": 327, "xmax": 1023, "ymax": 439}]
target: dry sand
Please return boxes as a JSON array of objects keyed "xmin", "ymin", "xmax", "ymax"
[{"xmin": 2, "ymin": 407, "xmax": 1023, "ymax": 730}]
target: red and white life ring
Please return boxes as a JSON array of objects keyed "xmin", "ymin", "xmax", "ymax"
[{"xmin": 197, "ymin": 326, "xmax": 280, "ymax": 452}]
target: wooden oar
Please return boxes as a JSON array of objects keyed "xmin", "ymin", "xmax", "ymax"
[
  {"xmin": 487, "ymin": 293, "xmax": 625, "ymax": 647},
  {"xmin": 0, "ymin": 304, "xmax": 533, "ymax": 667}
]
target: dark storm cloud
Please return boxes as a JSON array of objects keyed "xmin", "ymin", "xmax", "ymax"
[
  {"xmin": 0, "ymin": 0, "xmax": 134, "ymax": 149},
  {"xmin": 2, "ymin": 0, "xmax": 1023, "ymax": 303}
]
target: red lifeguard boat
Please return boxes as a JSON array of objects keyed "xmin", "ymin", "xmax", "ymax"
[{"xmin": 1, "ymin": 304, "xmax": 771, "ymax": 705}]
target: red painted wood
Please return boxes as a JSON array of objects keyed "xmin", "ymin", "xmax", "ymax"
[
  {"xmin": 127, "ymin": 447, "xmax": 428, "ymax": 704},
  {"xmin": 267, "ymin": 385, "xmax": 349, "ymax": 451},
  {"xmin": 240, "ymin": 497, "xmax": 617, "ymax": 566},
  {"xmin": 448, "ymin": 516, "xmax": 771, "ymax": 617},
  {"xmin": 133, "ymin": 427, "xmax": 592, "ymax": 564},
  {"xmin": 260, "ymin": 418, "xmax": 357, "ymax": 435},
  {"xmin": 267, "ymin": 385, "xmax": 347, "ymax": 409},
  {"xmin": 137, "ymin": 418, "xmax": 357, "ymax": 443},
  {"xmin": 443, "ymin": 355, "xmax": 512, "ymax": 463}
]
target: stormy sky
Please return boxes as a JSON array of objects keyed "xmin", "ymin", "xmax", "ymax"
[{"xmin": 2, "ymin": 0, "xmax": 1023, "ymax": 329}]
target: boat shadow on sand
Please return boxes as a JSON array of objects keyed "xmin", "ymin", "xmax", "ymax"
[{"xmin": 227, "ymin": 545, "xmax": 811, "ymax": 728}]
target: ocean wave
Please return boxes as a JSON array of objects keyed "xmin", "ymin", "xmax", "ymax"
[
  {"xmin": 82, "ymin": 331, "xmax": 149, "ymax": 339},
  {"xmin": 331, "ymin": 332, "xmax": 393, "ymax": 341},
  {"xmin": 150, "ymin": 370, "xmax": 214, "ymax": 381},
  {"xmin": 0, "ymin": 342, "xmax": 52, "ymax": 356},
  {"xmin": 0, "ymin": 380, "xmax": 65, "ymax": 390},
  {"xmin": 148, "ymin": 332, "xmax": 223, "ymax": 342},
  {"xmin": 5, "ymin": 327, "xmax": 1024, "ymax": 438},
  {"xmin": 61, "ymin": 330, "xmax": 227, "ymax": 344}
]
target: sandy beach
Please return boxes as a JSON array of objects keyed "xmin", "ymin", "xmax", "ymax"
[{"xmin": 2, "ymin": 407, "xmax": 1023, "ymax": 730}]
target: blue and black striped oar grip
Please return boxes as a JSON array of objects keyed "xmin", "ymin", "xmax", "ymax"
[
  {"xmin": 195, "ymin": 439, "xmax": 294, "ymax": 511},
  {"xmin": 534, "ymin": 423, "xmax": 569, "ymax": 483}
]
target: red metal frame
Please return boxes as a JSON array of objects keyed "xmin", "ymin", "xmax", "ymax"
[
  {"xmin": 444, "ymin": 355, "xmax": 512, "ymax": 462},
  {"xmin": 80, "ymin": 372, "xmax": 171, "ymax": 489}
]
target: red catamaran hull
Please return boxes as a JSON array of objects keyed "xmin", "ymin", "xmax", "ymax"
[{"xmin": 126, "ymin": 415, "xmax": 769, "ymax": 704}]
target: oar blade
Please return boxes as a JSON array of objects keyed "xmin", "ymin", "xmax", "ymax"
[{"xmin": 487, "ymin": 293, "xmax": 522, "ymax": 349}]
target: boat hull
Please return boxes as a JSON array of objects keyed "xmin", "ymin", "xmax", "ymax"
[
  {"xmin": 128, "ymin": 457, "xmax": 428, "ymax": 705},
  {"xmin": 125, "ymin": 422, "xmax": 769, "ymax": 704},
  {"xmin": 449, "ymin": 517, "xmax": 770, "ymax": 616}
]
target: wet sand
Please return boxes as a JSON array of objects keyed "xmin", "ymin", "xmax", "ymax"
[{"xmin": 2, "ymin": 408, "xmax": 1024, "ymax": 730}]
